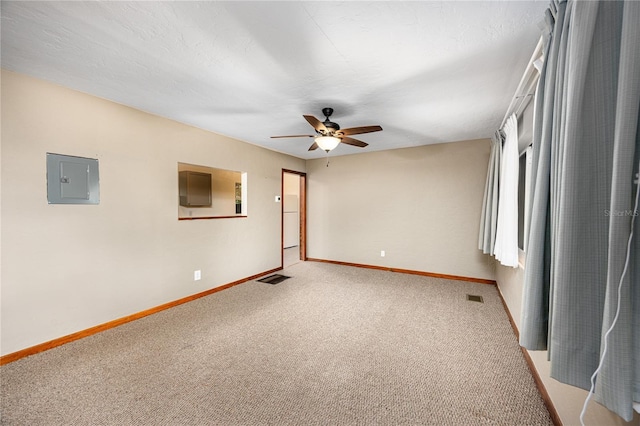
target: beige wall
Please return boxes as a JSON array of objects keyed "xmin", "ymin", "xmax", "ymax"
[
  {"xmin": 0, "ymin": 70, "xmax": 305, "ymax": 355},
  {"xmin": 306, "ymin": 140, "xmax": 496, "ymax": 280}
]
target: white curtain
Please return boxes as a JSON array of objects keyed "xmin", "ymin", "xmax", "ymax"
[
  {"xmin": 478, "ymin": 131, "xmax": 502, "ymax": 255},
  {"xmin": 494, "ymin": 114, "xmax": 519, "ymax": 267}
]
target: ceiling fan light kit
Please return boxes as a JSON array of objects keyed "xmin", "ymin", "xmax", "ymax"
[
  {"xmin": 315, "ymin": 136, "xmax": 341, "ymax": 152},
  {"xmin": 271, "ymin": 107, "xmax": 383, "ymax": 153}
]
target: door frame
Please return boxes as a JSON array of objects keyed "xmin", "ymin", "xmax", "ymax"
[{"xmin": 281, "ymin": 169, "xmax": 307, "ymax": 267}]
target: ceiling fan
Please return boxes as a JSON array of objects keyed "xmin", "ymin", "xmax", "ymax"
[{"xmin": 271, "ymin": 107, "xmax": 383, "ymax": 152}]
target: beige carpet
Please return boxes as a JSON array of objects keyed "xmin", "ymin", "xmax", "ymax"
[{"xmin": 0, "ymin": 261, "xmax": 552, "ymax": 425}]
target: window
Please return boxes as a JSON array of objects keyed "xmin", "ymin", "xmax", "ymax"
[{"xmin": 517, "ymin": 146, "xmax": 532, "ymax": 253}]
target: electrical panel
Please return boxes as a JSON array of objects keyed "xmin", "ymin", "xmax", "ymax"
[{"xmin": 47, "ymin": 153, "xmax": 100, "ymax": 204}]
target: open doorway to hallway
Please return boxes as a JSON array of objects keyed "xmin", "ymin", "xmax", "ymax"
[{"xmin": 282, "ymin": 170, "xmax": 306, "ymax": 268}]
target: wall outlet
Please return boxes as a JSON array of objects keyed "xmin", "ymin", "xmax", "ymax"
[
  {"xmin": 194, "ymin": 270, "xmax": 201, "ymax": 281},
  {"xmin": 381, "ymin": 250, "xmax": 385, "ymax": 257}
]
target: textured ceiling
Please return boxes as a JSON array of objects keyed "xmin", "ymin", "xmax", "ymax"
[{"xmin": 1, "ymin": 1, "xmax": 547, "ymax": 159}]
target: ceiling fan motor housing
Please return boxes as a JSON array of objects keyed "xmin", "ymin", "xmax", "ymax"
[
  {"xmin": 323, "ymin": 121, "xmax": 340, "ymax": 132},
  {"xmin": 321, "ymin": 107, "xmax": 340, "ymax": 132}
]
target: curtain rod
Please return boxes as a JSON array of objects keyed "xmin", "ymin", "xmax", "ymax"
[{"xmin": 500, "ymin": 36, "xmax": 544, "ymax": 130}]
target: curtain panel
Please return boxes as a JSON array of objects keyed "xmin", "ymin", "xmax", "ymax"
[
  {"xmin": 478, "ymin": 131, "xmax": 503, "ymax": 255},
  {"xmin": 519, "ymin": 0, "xmax": 640, "ymax": 421},
  {"xmin": 494, "ymin": 115, "xmax": 520, "ymax": 267}
]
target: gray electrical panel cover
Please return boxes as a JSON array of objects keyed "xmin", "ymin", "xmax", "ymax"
[{"xmin": 47, "ymin": 153, "xmax": 100, "ymax": 204}]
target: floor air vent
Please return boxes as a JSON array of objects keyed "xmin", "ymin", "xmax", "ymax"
[
  {"xmin": 257, "ymin": 274, "xmax": 291, "ymax": 285},
  {"xmin": 466, "ymin": 294, "xmax": 484, "ymax": 303}
]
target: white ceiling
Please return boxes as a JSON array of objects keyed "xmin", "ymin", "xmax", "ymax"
[{"xmin": 1, "ymin": 1, "xmax": 547, "ymax": 159}]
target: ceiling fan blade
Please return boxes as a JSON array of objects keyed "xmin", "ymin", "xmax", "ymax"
[
  {"xmin": 340, "ymin": 136, "xmax": 368, "ymax": 148},
  {"xmin": 337, "ymin": 125, "xmax": 382, "ymax": 136},
  {"xmin": 271, "ymin": 134, "xmax": 315, "ymax": 139},
  {"xmin": 308, "ymin": 142, "xmax": 319, "ymax": 151},
  {"xmin": 303, "ymin": 115, "xmax": 328, "ymax": 133}
]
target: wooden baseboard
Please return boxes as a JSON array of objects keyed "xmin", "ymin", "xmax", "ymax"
[
  {"xmin": 0, "ymin": 267, "xmax": 281, "ymax": 366},
  {"xmin": 306, "ymin": 258, "xmax": 497, "ymax": 285},
  {"xmin": 495, "ymin": 287, "xmax": 562, "ymax": 426}
]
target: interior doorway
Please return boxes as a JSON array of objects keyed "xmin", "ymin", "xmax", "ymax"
[{"xmin": 282, "ymin": 170, "xmax": 307, "ymax": 268}]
